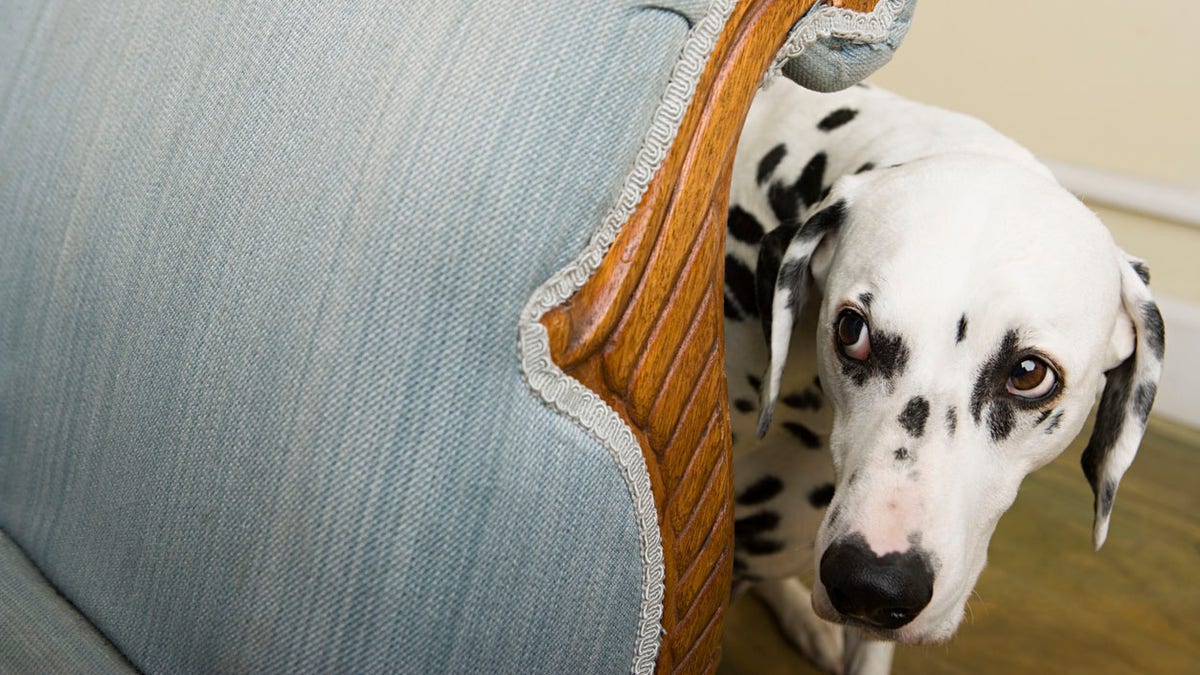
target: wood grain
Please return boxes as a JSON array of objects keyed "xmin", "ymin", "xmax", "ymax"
[{"xmin": 540, "ymin": 1, "xmax": 880, "ymax": 672}]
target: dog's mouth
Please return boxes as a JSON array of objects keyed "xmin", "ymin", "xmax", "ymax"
[
  {"xmin": 817, "ymin": 608, "xmax": 957, "ymax": 646},
  {"xmin": 812, "ymin": 583, "xmax": 960, "ymax": 646}
]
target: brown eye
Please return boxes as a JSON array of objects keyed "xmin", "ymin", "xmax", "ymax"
[
  {"xmin": 1006, "ymin": 357, "xmax": 1057, "ymax": 399},
  {"xmin": 836, "ymin": 310, "xmax": 870, "ymax": 361}
]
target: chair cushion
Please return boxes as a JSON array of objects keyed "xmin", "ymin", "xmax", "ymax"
[
  {"xmin": 774, "ymin": 0, "xmax": 917, "ymax": 92},
  {"xmin": 0, "ymin": 532, "xmax": 134, "ymax": 673},
  {"xmin": 0, "ymin": 1, "xmax": 717, "ymax": 671}
]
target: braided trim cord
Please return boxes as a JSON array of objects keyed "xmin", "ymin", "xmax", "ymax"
[{"xmin": 517, "ymin": 2, "xmax": 736, "ymax": 673}]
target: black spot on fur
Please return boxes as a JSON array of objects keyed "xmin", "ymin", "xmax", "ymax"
[
  {"xmin": 894, "ymin": 447, "xmax": 910, "ymax": 461},
  {"xmin": 723, "ymin": 292, "xmax": 744, "ymax": 320},
  {"xmin": 817, "ymin": 107, "xmax": 858, "ymax": 132},
  {"xmin": 783, "ymin": 422, "xmax": 821, "ymax": 449},
  {"xmin": 799, "ymin": 199, "xmax": 846, "ymax": 240},
  {"xmin": 1081, "ymin": 358, "xmax": 1135, "ymax": 496},
  {"xmin": 727, "ymin": 206, "xmax": 765, "ymax": 246},
  {"xmin": 740, "ymin": 537, "xmax": 784, "ymax": 556},
  {"xmin": 1130, "ymin": 260, "xmax": 1150, "ymax": 285},
  {"xmin": 748, "ymin": 374, "xmax": 762, "ymax": 391},
  {"xmin": 735, "ymin": 511, "xmax": 780, "ymax": 539},
  {"xmin": 768, "ymin": 153, "xmax": 827, "ymax": 224},
  {"xmin": 1142, "ymin": 302, "xmax": 1165, "ymax": 361},
  {"xmin": 1035, "ymin": 409, "xmax": 1053, "ymax": 426},
  {"xmin": 733, "ymin": 398, "xmax": 756, "ymax": 414},
  {"xmin": 1045, "ymin": 411, "xmax": 1064, "ymax": 435},
  {"xmin": 858, "ymin": 291, "xmax": 873, "ymax": 308},
  {"xmin": 872, "ymin": 329, "xmax": 910, "ymax": 381},
  {"xmin": 725, "ymin": 254, "xmax": 759, "ymax": 319},
  {"xmin": 796, "ymin": 153, "xmax": 828, "ymax": 209},
  {"xmin": 808, "ymin": 483, "xmax": 836, "ymax": 508},
  {"xmin": 777, "ymin": 258, "xmax": 808, "ymax": 312},
  {"xmin": 1100, "ymin": 480, "xmax": 1116, "ymax": 517},
  {"xmin": 840, "ymin": 323, "xmax": 909, "ymax": 388},
  {"xmin": 946, "ymin": 407, "xmax": 957, "ymax": 436},
  {"xmin": 848, "ymin": 471, "xmax": 859, "ymax": 485},
  {"xmin": 898, "ymin": 397, "xmax": 930, "ymax": 438},
  {"xmin": 855, "ymin": 162, "xmax": 876, "ymax": 174},
  {"xmin": 988, "ymin": 401, "xmax": 1016, "ymax": 442},
  {"xmin": 781, "ymin": 389, "xmax": 822, "ymax": 411},
  {"xmin": 971, "ymin": 330, "xmax": 1020, "ymax": 424},
  {"xmin": 737, "ymin": 475, "xmax": 783, "ymax": 505},
  {"xmin": 956, "ymin": 315, "xmax": 968, "ymax": 344},
  {"xmin": 729, "ymin": 514, "xmax": 787, "ymax": 552},
  {"xmin": 757, "ymin": 143, "xmax": 787, "ymax": 185},
  {"xmin": 1133, "ymin": 383, "xmax": 1156, "ymax": 424},
  {"xmin": 767, "ymin": 182, "xmax": 799, "ymax": 226},
  {"xmin": 735, "ymin": 509, "xmax": 785, "ymax": 558},
  {"xmin": 754, "ymin": 222, "xmax": 798, "ymax": 338}
]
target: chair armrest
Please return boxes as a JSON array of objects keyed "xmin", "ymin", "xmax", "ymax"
[{"xmin": 542, "ymin": 1, "xmax": 885, "ymax": 671}]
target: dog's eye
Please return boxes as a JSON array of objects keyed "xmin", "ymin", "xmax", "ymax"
[
  {"xmin": 836, "ymin": 310, "xmax": 870, "ymax": 361},
  {"xmin": 1006, "ymin": 357, "xmax": 1057, "ymax": 399}
]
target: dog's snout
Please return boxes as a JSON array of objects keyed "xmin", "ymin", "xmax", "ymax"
[{"xmin": 820, "ymin": 533, "xmax": 934, "ymax": 630}]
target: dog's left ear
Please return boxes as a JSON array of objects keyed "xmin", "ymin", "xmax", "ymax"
[
  {"xmin": 754, "ymin": 199, "xmax": 846, "ymax": 437},
  {"xmin": 1080, "ymin": 251, "xmax": 1165, "ymax": 550}
]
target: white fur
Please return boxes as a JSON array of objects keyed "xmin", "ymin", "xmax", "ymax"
[{"xmin": 727, "ymin": 79, "xmax": 1163, "ymax": 673}]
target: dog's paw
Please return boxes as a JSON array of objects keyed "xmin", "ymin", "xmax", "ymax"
[{"xmin": 753, "ymin": 577, "xmax": 845, "ymax": 674}]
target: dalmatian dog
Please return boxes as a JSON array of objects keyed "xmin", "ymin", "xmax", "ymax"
[{"xmin": 725, "ymin": 77, "xmax": 1165, "ymax": 674}]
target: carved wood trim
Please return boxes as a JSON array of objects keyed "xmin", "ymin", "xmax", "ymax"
[{"xmin": 541, "ymin": 0, "xmax": 880, "ymax": 672}]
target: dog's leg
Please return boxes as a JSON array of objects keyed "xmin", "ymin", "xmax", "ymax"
[
  {"xmin": 754, "ymin": 577, "xmax": 844, "ymax": 674},
  {"xmin": 843, "ymin": 627, "xmax": 894, "ymax": 675}
]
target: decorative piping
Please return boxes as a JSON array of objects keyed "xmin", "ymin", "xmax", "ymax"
[
  {"xmin": 765, "ymin": 0, "xmax": 910, "ymax": 83},
  {"xmin": 517, "ymin": 1, "xmax": 736, "ymax": 673}
]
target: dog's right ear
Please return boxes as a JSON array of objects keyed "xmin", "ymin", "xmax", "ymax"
[{"xmin": 755, "ymin": 199, "xmax": 846, "ymax": 437}]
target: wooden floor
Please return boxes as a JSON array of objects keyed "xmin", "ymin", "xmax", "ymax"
[{"xmin": 719, "ymin": 417, "xmax": 1200, "ymax": 674}]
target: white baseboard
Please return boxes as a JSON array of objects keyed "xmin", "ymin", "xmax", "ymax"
[
  {"xmin": 1042, "ymin": 159, "xmax": 1200, "ymax": 230},
  {"xmin": 1153, "ymin": 294, "xmax": 1200, "ymax": 429}
]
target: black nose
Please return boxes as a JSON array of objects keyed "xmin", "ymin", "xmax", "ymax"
[{"xmin": 820, "ymin": 533, "xmax": 934, "ymax": 630}]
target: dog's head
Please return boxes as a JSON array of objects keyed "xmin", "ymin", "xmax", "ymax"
[{"xmin": 754, "ymin": 155, "xmax": 1165, "ymax": 644}]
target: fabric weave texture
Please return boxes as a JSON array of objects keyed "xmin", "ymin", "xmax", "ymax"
[
  {"xmin": 0, "ymin": 532, "xmax": 133, "ymax": 674},
  {"xmin": 0, "ymin": 1, "xmax": 704, "ymax": 671}
]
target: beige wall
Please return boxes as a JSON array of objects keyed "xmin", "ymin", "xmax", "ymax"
[{"xmin": 868, "ymin": 0, "xmax": 1200, "ymax": 303}]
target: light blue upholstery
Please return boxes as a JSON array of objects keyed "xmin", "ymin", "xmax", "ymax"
[
  {"xmin": 0, "ymin": 532, "xmax": 133, "ymax": 674},
  {"xmin": 780, "ymin": 0, "xmax": 917, "ymax": 93},
  {"xmin": 0, "ymin": 1, "xmax": 705, "ymax": 671}
]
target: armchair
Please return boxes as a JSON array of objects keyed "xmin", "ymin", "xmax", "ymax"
[{"xmin": 0, "ymin": 1, "xmax": 911, "ymax": 672}]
